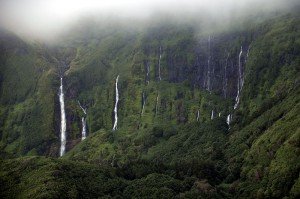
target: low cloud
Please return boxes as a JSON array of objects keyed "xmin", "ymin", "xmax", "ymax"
[{"xmin": 0, "ymin": 0, "xmax": 298, "ymax": 42}]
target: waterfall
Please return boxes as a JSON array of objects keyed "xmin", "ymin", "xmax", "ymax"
[
  {"xmin": 155, "ymin": 93, "xmax": 159, "ymax": 116},
  {"xmin": 223, "ymin": 53, "xmax": 229, "ymax": 98},
  {"xmin": 77, "ymin": 101, "xmax": 87, "ymax": 115},
  {"xmin": 206, "ymin": 35, "xmax": 212, "ymax": 92},
  {"xmin": 206, "ymin": 35, "xmax": 214, "ymax": 92},
  {"xmin": 227, "ymin": 114, "xmax": 232, "ymax": 126},
  {"xmin": 211, "ymin": 110, "xmax": 214, "ymax": 120},
  {"xmin": 59, "ymin": 77, "xmax": 67, "ymax": 157},
  {"xmin": 145, "ymin": 61, "xmax": 150, "ymax": 85},
  {"xmin": 158, "ymin": 46, "xmax": 162, "ymax": 81},
  {"xmin": 112, "ymin": 75, "xmax": 119, "ymax": 131},
  {"xmin": 81, "ymin": 117, "xmax": 87, "ymax": 140},
  {"xmin": 246, "ymin": 46, "xmax": 251, "ymax": 61},
  {"xmin": 234, "ymin": 46, "xmax": 243, "ymax": 109},
  {"xmin": 78, "ymin": 101, "xmax": 87, "ymax": 140},
  {"xmin": 218, "ymin": 112, "xmax": 221, "ymax": 117},
  {"xmin": 196, "ymin": 110, "xmax": 200, "ymax": 121},
  {"xmin": 141, "ymin": 92, "xmax": 146, "ymax": 115}
]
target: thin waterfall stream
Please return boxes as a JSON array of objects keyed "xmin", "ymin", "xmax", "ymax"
[
  {"xmin": 112, "ymin": 75, "xmax": 119, "ymax": 131},
  {"xmin": 59, "ymin": 77, "xmax": 67, "ymax": 156}
]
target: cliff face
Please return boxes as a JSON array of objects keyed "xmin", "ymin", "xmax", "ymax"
[
  {"xmin": 0, "ymin": 11, "xmax": 299, "ymax": 198},
  {"xmin": 61, "ymin": 25, "xmax": 254, "ymax": 144}
]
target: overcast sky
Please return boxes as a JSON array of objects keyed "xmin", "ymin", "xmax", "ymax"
[{"xmin": 0, "ymin": 0, "xmax": 298, "ymax": 41}]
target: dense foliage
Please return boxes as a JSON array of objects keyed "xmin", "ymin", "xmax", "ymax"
[{"xmin": 0, "ymin": 9, "xmax": 299, "ymax": 199}]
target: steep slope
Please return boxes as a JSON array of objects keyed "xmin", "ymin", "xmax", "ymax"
[
  {"xmin": 0, "ymin": 9, "xmax": 299, "ymax": 199},
  {"xmin": 0, "ymin": 30, "xmax": 77, "ymax": 157},
  {"xmin": 0, "ymin": 30, "xmax": 58, "ymax": 156},
  {"xmin": 225, "ymin": 14, "xmax": 300, "ymax": 198},
  {"xmin": 63, "ymin": 12, "xmax": 300, "ymax": 198}
]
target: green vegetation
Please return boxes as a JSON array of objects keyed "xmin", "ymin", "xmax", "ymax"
[
  {"xmin": 0, "ymin": 10, "xmax": 299, "ymax": 199},
  {"xmin": 0, "ymin": 32, "xmax": 59, "ymax": 156}
]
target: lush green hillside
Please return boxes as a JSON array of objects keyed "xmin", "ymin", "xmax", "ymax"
[
  {"xmin": 225, "ymin": 14, "xmax": 300, "ymax": 198},
  {"xmin": 0, "ymin": 10, "xmax": 299, "ymax": 199},
  {"xmin": 0, "ymin": 31, "xmax": 59, "ymax": 157},
  {"xmin": 0, "ymin": 156, "xmax": 126, "ymax": 198}
]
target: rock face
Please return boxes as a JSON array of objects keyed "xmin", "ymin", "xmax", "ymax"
[
  {"xmin": 159, "ymin": 34, "xmax": 251, "ymax": 99},
  {"xmin": 62, "ymin": 27, "xmax": 256, "ymax": 151}
]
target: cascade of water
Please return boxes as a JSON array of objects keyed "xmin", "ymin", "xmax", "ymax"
[
  {"xmin": 81, "ymin": 117, "xmax": 87, "ymax": 140},
  {"xmin": 158, "ymin": 46, "xmax": 162, "ymax": 81},
  {"xmin": 59, "ymin": 77, "xmax": 67, "ymax": 156},
  {"xmin": 112, "ymin": 75, "xmax": 119, "ymax": 131},
  {"xmin": 226, "ymin": 114, "xmax": 232, "ymax": 126},
  {"xmin": 246, "ymin": 46, "xmax": 250, "ymax": 61},
  {"xmin": 155, "ymin": 93, "xmax": 159, "ymax": 116},
  {"xmin": 77, "ymin": 101, "xmax": 87, "ymax": 115},
  {"xmin": 234, "ymin": 46, "xmax": 243, "ymax": 109},
  {"xmin": 146, "ymin": 62, "xmax": 150, "ymax": 85},
  {"xmin": 78, "ymin": 101, "xmax": 87, "ymax": 140},
  {"xmin": 196, "ymin": 110, "xmax": 200, "ymax": 121},
  {"xmin": 206, "ymin": 35, "xmax": 211, "ymax": 92},
  {"xmin": 211, "ymin": 110, "xmax": 214, "ymax": 120},
  {"xmin": 218, "ymin": 112, "xmax": 221, "ymax": 117},
  {"xmin": 141, "ymin": 92, "xmax": 146, "ymax": 115},
  {"xmin": 223, "ymin": 53, "xmax": 229, "ymax": 98}
]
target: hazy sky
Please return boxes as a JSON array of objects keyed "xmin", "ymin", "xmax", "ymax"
[{"xmin": 0, "ymin": 0, "xmax": 298, "ymax": 41}]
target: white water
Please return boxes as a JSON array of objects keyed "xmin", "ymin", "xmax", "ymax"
[
  {"xmin": 226, "ymin": 114, "xmax": 232, "ymax": 126},
  {"xmin": 218, "ymin": 112, "xmax": 221, "ymax": 117},
  {"xmin": 158, "ymin": 46, "xmax": 162, "ymax": 81},
  {"xmin": 59, "ymin": 77, "xmax": 67, "ymax": 157},
  {"xmin": 112, "ymin": 75, "xmax": 119, "ymax": 131},
  {"xmin": 196, "ymin": 110, "xmax": 200, "ymax": 121},
  {"xmin": 211, "ymin": 110, "xmax": 214, "ymax": 120},
  {"xmin": 234, "ymin": 46, "xmax": 243, "ymax": 109},
  {"xmin": 141, "ymin": 92, "xmax": 146, "ymax": 115},
  {"xmin": 77, "ymin": 101, "xmax": 87, "ymax": 115},
  {"xmin": 78, "ymin": 101, "xmax": 87, "ymax": 140},
  {"xmin": 81, "ymin": 117, "xmax": 87, "ymax": 140}
]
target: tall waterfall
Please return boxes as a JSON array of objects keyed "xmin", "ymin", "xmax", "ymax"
[
  {"xmin": 158, "ymin": 46, "xmax": 162, "ymax": 81},
  {"xmin": 81, "ymin": 117, "xmax": 87, "ymax": 140},
  {"xmin": 112, "ymin": 75, "xmax": 119, "ymax": 131},
  {"xmin": 223, "ymin": 53, "xmax": 229, "ymax": 98},
  {"xmin": 234, "ymin": 46, "xmax": 243, "ymax": 109},
  {"xmin": 78, "ymin": 101, "xmax": 87, "ymax": 140},
  {"xmin": 211, "ymin": 110, "xmax": 214, "ymax": 120},
  {"xmin": 206, "ymin": 35, "xmax": 212, "ymax": 92},
  {"xmin": 59, "ymin": 77, "xmax": 67, "ymax": 157},
  {"xmin": 141, "ymin": 92, "xmax": 146, "ymax": 115},
  {"xmin": 196, "ymin": 110, "xmax": 200, "ymax": 121}
]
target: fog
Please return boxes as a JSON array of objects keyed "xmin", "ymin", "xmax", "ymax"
[{"xmin": 0, "ymin": 0, "xmax": 298, "ymax": 42}]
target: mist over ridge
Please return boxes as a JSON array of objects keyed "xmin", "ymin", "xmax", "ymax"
[{"xmin": 0, "ymin": 0, "xmax": 299, "ymax": 42}]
